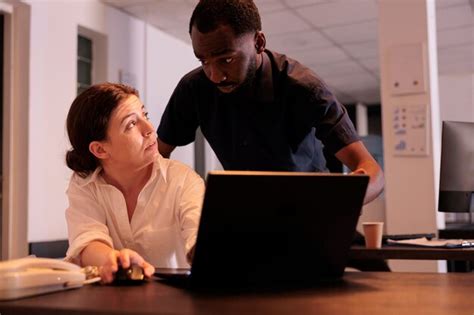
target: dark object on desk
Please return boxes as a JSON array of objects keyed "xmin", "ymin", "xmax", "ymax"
[
  {"xmin": 28, "ymin": 240, "xmax": 69, "ymax": 258},
  {"xmin": 156, "ymin": 171, "xmax": 369, "ymax": 287},
  {"xmin": 113, "ymin": 264, "xmax": 145, "ymax": 285},
  {"xmin": 439, "ymin": 224, "xmax": 474, "ymax": 239},
  {"xmin": 383, "ymin": 233, "xmax": 436, "ymax": 242}
]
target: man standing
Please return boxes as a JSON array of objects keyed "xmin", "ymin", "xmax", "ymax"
[{"xmin": 157, "ymin": 0, "xmax": 384, "ymax": 205}]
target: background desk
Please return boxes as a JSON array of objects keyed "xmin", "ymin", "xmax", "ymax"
[
  {"xmin": 439, "ymin": 224, "xmax": 474, "ymax": 271},
  {"xmin": 350, "ymin": 245, "xmax": 474, "ymax": 261},
  {"xmin": 0, "ymin": 272, "xmax": 473, "ymax": 315}
]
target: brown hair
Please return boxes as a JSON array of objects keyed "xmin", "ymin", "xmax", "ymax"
[{"xmin": 66, "ymin": 82, "xmax": 138, "ymax": 177}]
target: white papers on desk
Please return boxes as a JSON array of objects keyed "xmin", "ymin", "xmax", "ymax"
[{"xmin": 387, "ymin": 237, "xmax": 474, "ymax": 248}]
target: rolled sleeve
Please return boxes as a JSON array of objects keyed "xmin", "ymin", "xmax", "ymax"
[
  {"xmin": 321, "ymin": 106, "xmax": 360, "ymax": 154},
  {"xmin": 314, "ymin": 84, "xmax": 360, "ymax": 155},
  {"xmin": 65, "ymin": 175, "xmax": 113, "ymax": 264}
]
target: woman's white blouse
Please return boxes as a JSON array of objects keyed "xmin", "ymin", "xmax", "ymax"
[{"xmin": 65, "ymin": 156, "xmax": 205, "ymax": 268}]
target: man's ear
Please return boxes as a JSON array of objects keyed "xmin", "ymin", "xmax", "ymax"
[
  {"xmin": 254, "ymin": 31, "xmax": 266, "ymax": 54},
  {"xmin": 89, "ymin": 141, "xmax": 109, "ymax": 160}
]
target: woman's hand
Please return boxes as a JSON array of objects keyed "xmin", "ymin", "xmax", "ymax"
[{"xmin": 99, "ymin": 248, "xmax": 155, "ymax": 284}]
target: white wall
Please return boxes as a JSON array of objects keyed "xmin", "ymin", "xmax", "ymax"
[
  {"xmin": 106, "ymin": 7, "xmax": 145, "ymax": 94},
  {"xmin": 26, "ymin": 0, "xmax": 109, "ymax": 243},
  {"xmin": 439, "ymin": 74, "xmax": 474, "ymax": 123},
  {"xmin": 145, "ymin": 25, "xmax": 199, "ymax": 169},
  {"xmin": 25, "ymin": 1, "xmax": 198, "ymax": 243}
]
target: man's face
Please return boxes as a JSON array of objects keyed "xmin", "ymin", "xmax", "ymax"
[{"xmin": 191, "ymin": 24, "xmax": 258, "ymax": 94}]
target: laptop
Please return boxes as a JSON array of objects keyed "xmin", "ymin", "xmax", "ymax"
[{"xmin": 155, "ymin": 171, "xmax": 369, "ymax": 287}]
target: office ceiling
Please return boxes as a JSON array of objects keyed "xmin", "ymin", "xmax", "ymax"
[{"xmin": 102, "ymin": 0, "xmax": 474, "ymax": 105}]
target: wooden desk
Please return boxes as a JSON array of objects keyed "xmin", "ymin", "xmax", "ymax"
[
  {"xmin": 349, "ymin": 245, "xmax": 474, "ymax": 261},
  {"xmin": 0, "ymin": 272, "xmax": 473, "ymax": 315}
]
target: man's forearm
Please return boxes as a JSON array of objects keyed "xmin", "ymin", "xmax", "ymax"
[
  {"xmin": 334, "ymin": 141, "xmax": 385, "ymax": 204},
  {"xmin": 157, "ymin": 137, "xmax": 176, "ymax": 158}
]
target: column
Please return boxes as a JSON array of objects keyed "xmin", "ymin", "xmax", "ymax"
[{"xmin": 378, "ymin": 0, "xmax": 443, "ymax": 272}]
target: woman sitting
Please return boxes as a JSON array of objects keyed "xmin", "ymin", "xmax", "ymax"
[{"xmin": 64, "ymin": 83, "xmax": 204, "ymax": 283}]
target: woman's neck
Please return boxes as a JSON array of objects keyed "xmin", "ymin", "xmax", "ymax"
[
  {"xmin": 101, "ymin": 163, "xmax": 154, "ymax": 222},
  {"xmin": 101, "ymin": 163, "xmax": 153, "ymax": 197}
]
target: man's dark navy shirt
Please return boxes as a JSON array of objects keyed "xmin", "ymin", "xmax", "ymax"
[{"xmin": 157, "ymin": 50, "xmax": 359, "ymax": 172}]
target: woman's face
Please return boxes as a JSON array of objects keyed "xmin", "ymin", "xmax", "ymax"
[{"xmin": 99, "ymin": 95, "xmax": 158, "ymax": 171}]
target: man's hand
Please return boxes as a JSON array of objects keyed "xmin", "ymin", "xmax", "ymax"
[{"xmin": 350, "ymin": 168, "xmax": 367, "ymax": 175}]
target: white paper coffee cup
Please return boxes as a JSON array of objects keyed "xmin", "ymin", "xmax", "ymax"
[{"xmin": 362, "ymin": 222, "xmax": 384, "ymax": 249}]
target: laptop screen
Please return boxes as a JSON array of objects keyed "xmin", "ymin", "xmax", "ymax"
[{"xmin": 190, "ymin": 171, "xmax": 368, "ymax": 286}]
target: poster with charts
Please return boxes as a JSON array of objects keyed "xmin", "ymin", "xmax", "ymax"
[{"xmin": 392, "ymin": 104, "xmax": 429, "ymax": 156}]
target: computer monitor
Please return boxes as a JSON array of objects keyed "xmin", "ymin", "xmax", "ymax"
[{"xmin": 438, "ymin": 121, "xmax": 474, "ymax": 212}]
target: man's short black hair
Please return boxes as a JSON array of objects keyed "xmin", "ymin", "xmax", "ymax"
[{"xmin": 189, "ymin": 0, "xmax": 262, "ymax": 36}]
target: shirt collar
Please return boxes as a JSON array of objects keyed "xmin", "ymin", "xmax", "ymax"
[
  {"xmin": 255, "ymin": 50, "xmax": 274, "ymax": 103},
  {"xmin": 76, "ymin": 155, "xmax": 168, "ymax": 188}
]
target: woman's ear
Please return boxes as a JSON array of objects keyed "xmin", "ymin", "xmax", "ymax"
[
  {"xmin": 254, "ymin": 31, "xmax": 266, "ymax": 54},
  {"xmin": 89, "ymin": 141, "xmax": 109, "ymax": 160}
]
